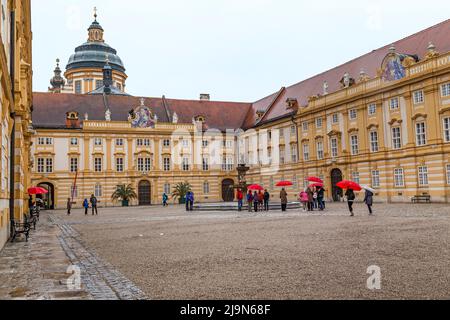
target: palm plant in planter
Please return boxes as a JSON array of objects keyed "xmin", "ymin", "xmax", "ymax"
[
  {"xmin": 171, "ymin": 182, "xmax": 192, "ymax": 204},
  {"xmin": 112, "ymin": 184, "xmax": 138, "ymax": 207}
]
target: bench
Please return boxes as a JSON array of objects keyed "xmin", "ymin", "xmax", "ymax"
[
  {"xmin": 411, "ymin": 195, "xmax": 431, "ymax": 203},
  {"xmin": 11, "ymin": 220, "xmax": 32, "ymax": 242}
]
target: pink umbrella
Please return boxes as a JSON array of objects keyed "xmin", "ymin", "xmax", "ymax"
[
  {"xmin": 336, "ymin": 180, "xmax": 362, "ymax": 191},
  {"xmin": 28, "ymin": 187, "xmax": 49, "ymax": 195},
  {"xmin": 307, "ymin": 176, "xmax": 323, "ymax": 183}
]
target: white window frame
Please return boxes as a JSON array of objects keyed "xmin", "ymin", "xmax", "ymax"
[
  {"xmin": 70, "ymin": 157, "xmax": 78, "ymax": 173},
  {"xmin": 352, "ymin": 172, "xmax": 360, "ymax": 184},
  {"xmin": 94, "ymin": 138, "xmax": 103, "ymax": 146},
  {"xmin": 350, "ymin": 135, "xmax": 359, "ymax": 155},
  {"xmin": 332, "ymin": 114, "xmax": 339, "ymax": 124},
  {"xmin": 302, "ymin": 121, "xmax": 308, "ymax": 132},
  {"xmin": 316, "ymin": 141, "xmax": 324, "ymax": 160},
  {"xmin": 368, "ymin": 103, "xmax": 376, "ymax": 116},
  {"xmin": 413, "ymin": 90, "xmax": 424, "ymax": 105},
  {"xmin": 163, "ymin": 157, "xmax": 171, "ymax": 171},
  {"xmin": 116, "ymin": 138, "xmax": 124, "ymax": 146},
  {"xmin": 394, "ymin": 168, "xmax": 405, "ymax": 187},
  {"xmin": 330, "ymin": 138, "xmax": 338, "ymax": 158},
  {"xmin": 390, "ymin": 97, "xmax": 400, "ymax": 110},
  {"xmin": 443, "ymin": 117, "xmax": 450, "ymax": 142},
  {"xmin": 70, "ymin": 138, "xmax": 78, "ymax": 146},
  {"xmin": 94, "ymin": 157, "xmax": 102, "ymax": 172},
  {"xmin": 372, "ymin": 170, "xmax": 380, "ymax": 188},
  {"xmin": 182, "ymin": 157, "xmax": 190, "ymax": 171},
  {"xmin": 46, "ymin": 158, "xmax": 53, "ymax": 173},
  {"xmin": 163, "ymin": 183, "xmax": 171, "ymax": 195},
  {"xmin": 446, "ymin": 164, "xmax": 450, "ymax": 185},
  {"xmin": 370, "ymin": 131, "xmax": 379, "ymax": 153},
  {"xmin": 316, "ymin": 118, "xmax": 323, "ymax": 129},
  {"xmin": 303, "ymin": 144, "xmax": 309, "ymax": 161},
  {"xmin": 415, "ymin": 122, "xmax": 427, "ymax": 146},
  {"xmin": 441, "ymin": 83, "xmax": 450, "ymax": 97},
  {"xmin": 203, "ymin": 182, "xmax": 210, "ymax": 194},
  {"xmin": 163, "ymin": 139, "xmax": 170, "ymax": 147},
  {"xmin": 116, "ymin": 157, "xmax": 124, "ymax": 172},
  {"xmin": 94, "ymin": 184, "xmax": 102, "ymax": 197},
  {"xmin": 291, "ymin": 145, "xmax": 298, "ymax": 162},
  {"xmin": 418, "ymin": 166, "xmax": 429, "ymax": 186},
  {"xmin": 349, "ymin": 109, "xmax": 357, "ymax": 120},
  {"xmin": 392, "ymin": 127, "xmax": 402, "ymax": 149}
]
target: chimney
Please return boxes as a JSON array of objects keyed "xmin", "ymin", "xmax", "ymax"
[{"xmin": 200, "ymin": 93, "xmax": 210, "ymax": 101}]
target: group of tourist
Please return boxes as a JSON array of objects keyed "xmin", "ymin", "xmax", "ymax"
[
  {"xmin": 67, "ymin": 194, "xmax": 99, "ymax": 216},
  {"xmin": 237, "ymin": 189, "xmax": 271, "ymax": 212}
]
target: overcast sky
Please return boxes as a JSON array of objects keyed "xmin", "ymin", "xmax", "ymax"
[{"xmin": 32, "ymin": 0, "xmax": 450, "ymax": 102}]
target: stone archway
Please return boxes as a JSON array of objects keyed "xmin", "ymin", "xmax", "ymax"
[
  {"xmin": 221, "ymin": 179, "xmax": 235, "ymax": 202},
  {"xmin": 330, "ymin": 169, "xmax": 343, "ymax": 202},
  {"xmin": 37, "ymin": 182, "xmax": 55, "ymax": 210},
  {"xmin": 138, "ymin": 180, "xmax": 151, "ymax": 206}
]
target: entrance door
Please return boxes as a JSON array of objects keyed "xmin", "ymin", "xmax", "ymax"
[
  {"xmin": 222, "ymin": 179, "xmax": 235, "ymax": 202},
  {"xmin": 138, "ymin": 180, "xmax": 151, "ymax": 206},
  {"xmin": 331, "ymin": 169, "xmax": 343, "ymax": 202},
  {"xmin": 37, "ymin": 182, "xmax": 55, "ymax": 210}
]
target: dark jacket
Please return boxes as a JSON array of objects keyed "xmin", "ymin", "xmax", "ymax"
[
  {"xmin": 264, "ymin": 192, "xmax": 270, "ymax": 201},
  {"xmin": 317, "ymin": 188, "xmax": 325, "ymax": 199},
  {"xmin": 345, "ymin": 189, "xmax": 355, "ymax": 202},
  {"xmin": 364, "ymin": 191, "xmax": 374, "ymax": 205},
  {"xmin": 90, "ymin": 197, "xmax": 98, "ymax": 206}
]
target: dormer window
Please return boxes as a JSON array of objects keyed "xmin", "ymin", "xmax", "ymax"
[
  {"xmin": 256, "ymin": 110, "xmax": 265, "ymax": 121},
  {"xmin": 66, "ymin": 111, "xmax": 79, "ymax": 120},
  {"xmin": 286, "ymin": 98, "xmax": 298, "ymax": 109},
  {"xmin": 194, "ymin": 115, "xmax": 206, "ymax": 122}
]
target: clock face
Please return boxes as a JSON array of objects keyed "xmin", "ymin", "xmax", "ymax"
[{"xmin": 131, "ymin": 106, "xmax": 155, "ymax": 128}]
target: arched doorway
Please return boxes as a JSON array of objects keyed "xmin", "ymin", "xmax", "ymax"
[
  {"xmin": 222, "ymin": 179, "xmax": 235, "ymax": 202},
  {"xmin": 331, "ymin": 169, "xmax": 343, "ymax": 202},
  {"xmin": 138, "ymin": 180, "xmax": 151, "ymax": 206},
  {"xmin": 37, "ymin": 182, "xmax": 55, "ymax": 210}
]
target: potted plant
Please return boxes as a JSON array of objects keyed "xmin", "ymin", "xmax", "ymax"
[
  {"xmin": 171, "ymin": 182, "xmax": 192, "ymax": 204},
  {"xmin": 112, "ymin": 184, "xmax": 137, "ymax": 207}
]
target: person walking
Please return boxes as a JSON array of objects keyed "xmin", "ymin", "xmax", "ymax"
[
  {"xmin": 83, "ymin": 198, "xmax": 89, "ymax": 215},
  {"xmin": 90, "ymin": 194, "xmax": 98, "ymax": 215},
  {"xmin": 258, "ymin": 191, "xmax": 264, "ymax": 212},
  {"xmin": 162, "ymin": 193, "xmax": 169, "ymax": 207},
  {"xmin": 345, "ymin": 188, "xmax": 356, "ymax": 216},
  {"xmin": 247, "ymin": 190, "xmax": 254, "ymax": 212},
  {"xmin": 317, "ymin": 186, "xmax": 325, "ymax": 211},
  {"xmin": 236, "ymin": 189, "xmax": 244, "ymax": 211},
  {"xmin": 253, "ymin": 191, "xmax": 259, "ymax": 212},
  {"xmin": 306, "ymin": 187, "xmax": 314, "ymax": 212},
  {"xmin": 67, "ymin": 198, "xmax": 72, "ymax": 215},
  {"xmin": 263, "ymin": 189, "xmax": 270, "ymax": 211},
  {"xmin": 313, "ymin": 188, "xmax": 318, "ymax": 209},
  {"xmin": 299, "ymin": 190, "xmax": 308, "ymax": 211},
  {"xmin": 364, "ymin": 189, "xmax": 374, "ymax": 215},
  {"xmin": 280, "ymin": 188, "xmax": 288, "ymax": 212},
  {"xmin": 185, "ymin": 191, "xmax": 194, "ymax": 211}
]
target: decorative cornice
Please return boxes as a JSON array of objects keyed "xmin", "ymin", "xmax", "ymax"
[
  {"xmin": 327, "ymin": 130, "xmax": 342, "ymax": 137},
  {"xmin": 348, "ymin": 127, "xmax": 359, "ymax": 134},
  {"xmin": 367, "ymin": 124, "xmax": 379, "ymax": 130},
  {"xmin": 411, "ymin": 113, "xmax": 428, "ymax": 121},
  {"xmin": 388, "ymin": 118, "xmax": 403, "ymax": 126}
]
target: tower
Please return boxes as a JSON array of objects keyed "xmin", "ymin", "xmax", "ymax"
[{"xmin": 49, "ymin": 58, "xmax": 66, "ymax": 92}]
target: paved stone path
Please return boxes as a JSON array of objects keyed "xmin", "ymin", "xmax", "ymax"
[{"xmin": 0, "ymin": 212, "xmax": 146, "ymax": 300}]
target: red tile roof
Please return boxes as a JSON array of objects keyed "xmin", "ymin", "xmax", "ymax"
[
  {"xmin": 32, "ymin": 92, "xmax": 252, "ymax": 131},
  {"xmin": 32, "ymin": 19, "xmax": 450, "ymax": 131}
]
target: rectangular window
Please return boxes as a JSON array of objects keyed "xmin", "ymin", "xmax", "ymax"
[
  {"xmin": 316, "ymin": 118, "xmax": 323, "ymax": 129},
  {"xmin": 331, "ymin": 138, "xmax": 338, "ymax": 158},
  {"xmin": 291, "ymin": 145, "xmax": 298, "ymax": 162},
  {"xmin": 280, "ymin": 147, "xmax": 285, "ymax": 164},
  {"xmin": 94, "ymin": 138, "xmax": 102, "ymax": 146},
  {"xmin": 45, "ymin": 158, "xmax": 53, "ymax": 173},
  {"xmin": 163, "ymin": 139, "xmax": 170, "ymax": 147},
  {"xmin": 95, "ymin": 80, "xmax": 103, "ymax": 90},
  {"xmin": 394, "ymin": 168, "xmax": 405, "ymax": 187},
  {"xmin": 70, "ymin": 138, "xmax": 78, "ymax": 146},
  {"xmin": 202, "ymin": 140, "xmax": 209, "ymax": 147},
  {"xmin": 302, "ymin": 121, "xmax": 308, "ymax": 132},
  {"xmin": 418, "ymin": 166, "xmax": 429, "ymax": 186},
  {"xmin": 349, "ymin": 109, "xmax": 357, "ymax": 120},
  {"xmin": 416, "ymin": 122, "xmax": 427, "ymax": 146},
  {"xmin": 368, "ymin": 103, "xmax": 376, "ymax": 116},
  {"xmin": 290, "ymin": 125, "xmax": 296, "ymax": 135},
  {"xmin": 163, "ymin": 183, "xmax": 171, "ymax": 195},
  {"xmin": 413, "ymin": 90, "xmax": 424, "ymax": 104},
  {"xmin": 226, "ymin": 156, "xmax": 234, "ymax": 171},
  {"xmin": 37, "ymin": 158, "xmax": 45, "ymax": 173},
  {"xmin": 392, "ymin": 127, "xmax": 402, "ymax": 149},
  {"xmin": 116, "ymin": 139, "xmax": 124, "ymax": 146},
  {"xmin": 352, "ymin": 172, "xmax": 360, "ymax": 184},
  {"xmin": 94, "ymin": 184, "xmax": 102, "ymax": 197},
  {"xmin": 94, "ymin": 157, "xmax": 102, "ymax": 172},
  {"xmin": 350, "ymin": 135, "xmax": 359, "ymax": 155},
  {"xmin": 390, "ymin": 97, "xmax": 400, "ymax": 110},
  {"xmin": 370, "ymin": 131, "xmax": 379, "ymax": 153},
  {"xmin": 94, "ymin": 158, "xmax": 103, "ymax": 172},
  {"xmin": 316, "ymin": 141, "xmax": 324, "ymax": 160},
  {"xmin": 332, "ymin": 114, "xmax": 339, "ymax": 124},
  {"xmin": 202, "ymin": 157, "xmax": 209, "ymax": 171},
  {"xmin": 372, "ymin": 170, "xmax": 380, "ymax": 188},
  {"xmin": 137, "ymin": 158, "xmax": 151, "ymax": 172},
  {"xmin": 444, "ymin": 118, "xmax": 450, "ymax": 142},
  {"xmin": 70, "ymin": 158, "xmax": 78, "ymax": 173},
  {"xmin": 203, "ymin": 182, "xmax": 210, "ymax": 194},
  {"xmin": 46, "ymin": 138, "xmax": 53, "ymax": 145},
  {"xmin": 75, "ymin": 80, "xmax": 82, "ymax": 94},
  {"xmin": 163, "ymin": 157, "xmax": 171, "ymax": 171},
  {"xmin": 182, "ymin": 157, "xmax": 190, "ymax": 171},
  {"xmin": 447, "ymin": 165, "xmax": 450, "ymax": 185},
  {"xmin": 116, "ymin": 158, "xmax": 124, "ymax": 172},
  {"xmin": 303, "ymin": 144, "xmax": 310, "ymax": 161},
  {"xmin": 441, "ymin": 83, "xmax": 450, "ymax": 97},
  {"xmin": 38, "ymin": 137, "xmax": 46, "ymax": 145},
  {"xmin": 182, "ymin": 140, "xmax": 189, "ymax": 148},
  {"xmin": 137, "ymin": 139, "xmax": 151, "ymax": 147}
]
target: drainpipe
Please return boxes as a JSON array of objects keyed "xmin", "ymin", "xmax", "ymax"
[{"xmin": 9, "ymin": 10, "xmax": 16, "ymax": 235}]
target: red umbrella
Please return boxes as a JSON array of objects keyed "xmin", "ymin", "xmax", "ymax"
[
  {"xmin": 28, "ymin": 187, "xmax": 49, "ymax": 195},
  {"xmin": 336, "ymin": 180, "xmax": 362, "ymax": 191},
  {"xmin": 276, "ymin": 181, "xmax": 293, "ymax": 187},
  {"xmin": 309, "ymin": 183, "xmax": 324, "ymax": 188},
  {"xmin": 247, "ymin": 184, "xmax": 264, "ymax": 191},
  {"xmin": 307, "ymin": 176, "xmax": 323, "ymax": 183}
]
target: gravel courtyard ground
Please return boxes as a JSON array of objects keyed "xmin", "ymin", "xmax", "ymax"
[{"xmin": 53, "ymin": 202, "xmax": 450, "ymax": 300}]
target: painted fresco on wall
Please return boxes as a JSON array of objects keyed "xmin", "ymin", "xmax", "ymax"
[{"xmin": 381, "ymin": 54, "xmax": 406, "ymax": 82}]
